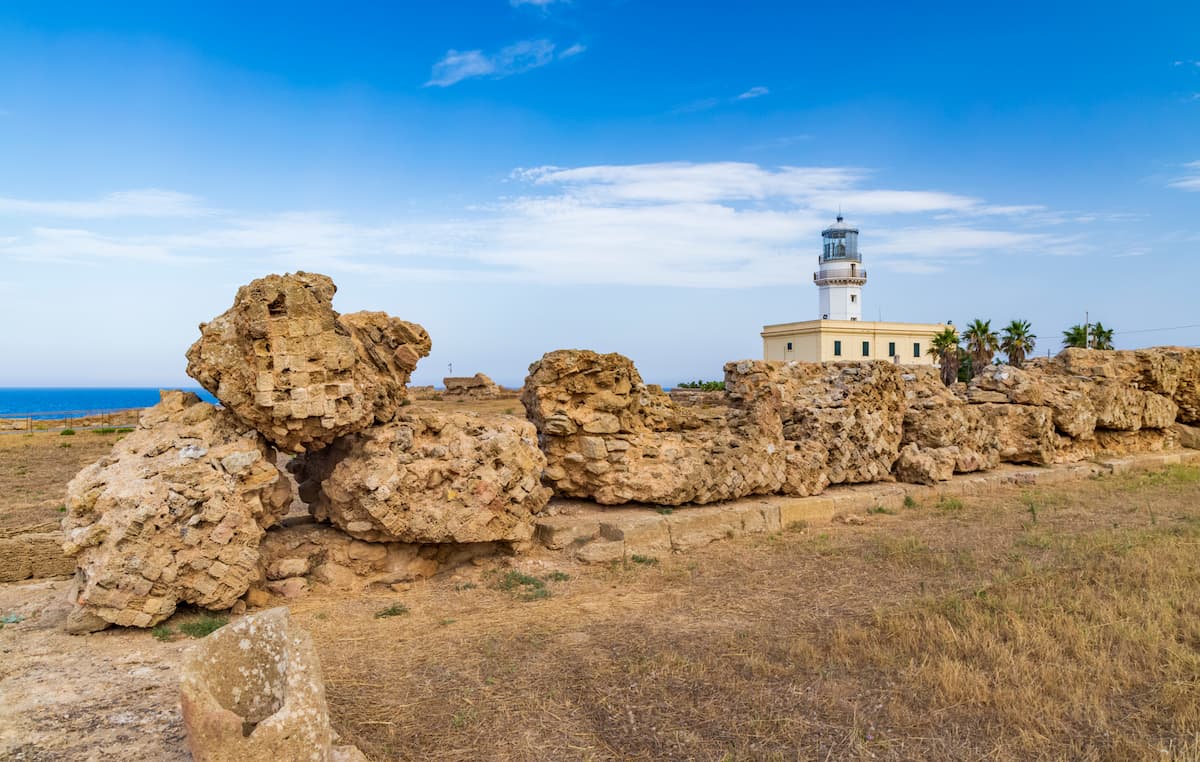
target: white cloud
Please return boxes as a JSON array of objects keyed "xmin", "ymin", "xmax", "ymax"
[
  {"xmin": 736, "ymin": 86, "xmax": 769, "ymax": 100},
  {"xmin": 425, "ymin": 39, "xmax": 558, "ymax": 87},
  {"xmin": 1, "ymin": 163, "xmax": 1066, "ymax": 286},
  {"xmin": 558, "ymin": 43, "xmax": 586, "ymax": 59},
  {"xmin": 511, "ymin": 0, "xmax": 561, "ymax": 5},
  {"xmin": 0, "ymin": 189, "xmax": 212, "ymax": 219},
  {"xmin": 1168, "ymin": 160, "xmax": 1200, "ymax": 191}
]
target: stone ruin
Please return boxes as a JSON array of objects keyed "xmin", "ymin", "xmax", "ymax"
[
  {"xmin": 45, "ymin": 268, "xmax": 1200, "ymax": 754},
  {"xmin": 58, "ymin": 270, "xmax": 1200, "ymax": 631},
  {"xmin": 442, "ymin": 372, "xmax": 503, "ymax": 399}
]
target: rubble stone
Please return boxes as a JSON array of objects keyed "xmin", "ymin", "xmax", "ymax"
[
  {"xmin": 297, "ymin": 410, "xmax": 550, "ymax": 543},
  {"xmin": 62, "ymin": 391, "xmax": 290, "ymax": 629},
  {"xmin": 185, "ymin": 272, "xmax": 431, "ymax": 452}
]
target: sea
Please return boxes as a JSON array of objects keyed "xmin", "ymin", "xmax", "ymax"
[{"xmin": 0, "ymin": 388, "xmax": 218, "ymax": 420}]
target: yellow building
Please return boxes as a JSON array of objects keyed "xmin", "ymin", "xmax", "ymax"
[
  {"xmin": 762, "ymin": 215, "xmax": 948, "ymax": 365},
  {"xmin": 761, "ymin": 319, "xmax": 948, "ymax": 364}
]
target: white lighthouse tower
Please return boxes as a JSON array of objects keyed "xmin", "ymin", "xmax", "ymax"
[{"xmin": 814, "ymin": 215, "xmax": 866, "ymax": 321}]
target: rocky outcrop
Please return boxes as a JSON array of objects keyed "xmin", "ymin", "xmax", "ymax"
[
  {"xmin": 62, "ymin": 391, "xmax": 291, "ymax": 629},
  {"xmin": 180, "ymin": 607, "xmax": 365, "ymax": 762},
  {"xmin": 297, "ymin": 410, "xmax": 550, "ymax": 543},
  {"xmin": 900, "ymin": 368, "xmax": 999, "ymax": 476},
  {"xmin": 1050, "ymin": 347, "xmax": 1200, "ymax": 424},
  {"xmin": 185, "ymin": 272, "xmax": 431, "ymax": 452},
  {"xmin": 443, "ymin": 373, "xmax": 502, "ymax": 398},
  {"xmin": 521, "ymin": 350, "xmax": 785, "ymax": 505}
]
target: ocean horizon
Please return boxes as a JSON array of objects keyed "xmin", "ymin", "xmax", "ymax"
[{"xmin": 0, "ymin": 387, "xmax": 219, "ymax": 419}]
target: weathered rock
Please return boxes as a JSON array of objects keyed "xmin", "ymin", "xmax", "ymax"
[
  {"xmin": 256, "ymin": 522, "xmax": 497, "ymax": 591},
  {"xmin": 893, "ymin": 443, "xmax": 956, "ymax": 485},
  {"xmin": 298, "ymin": 410, "xmax": 550, "ymax": 543},
  {"xmin": 967, "ymin": 365, "xmax": 1045, "ymax": 406},
  {"xmin": 186, "ymin": 272, "xmax": 431, "ymax": 452},
  {"xmin": 1175, "ymin": 423, "xmax": 1200, "ymax": 450},
  {"xmin": 443, "ymin": 372, "xmax": 502, "ymax": 398},
  {"xmin": 899, "ymin": 367, "xmax": 999, "ymax": 475},
  {"xmin": 180, "ymin": 607, "xmax": 364, "ymax": 762},
  {"xmin": 0, "ymin": 532, "xmax": 75, "ymax": 583},
  {"xmin": 749, "ymin": 362, "xmax": 906, "ymax": 495},
  {"xmin": 1051, "ymin": 346, "xmax": 1200, "ymax": 424},
  {"xmin": 62, "ymin": 391, "xmax": 290, "ymax": 629},
  {"xmin": 974, "ymin": 403, "xmax": 1056, "ymax": 465},
  {"xmin": 522, "ymin": 350, "xmax": 785, "ymax": 505}
]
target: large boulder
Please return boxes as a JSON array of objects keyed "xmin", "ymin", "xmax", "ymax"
[
  {"xmin": 298, "ymin": 410, "xmax": 551, "ymax": 543},
  {"xmin": 1052, "ymin": 347, "xmax": 1200, "ymax": 424},
  {"xmin": 179, "ymin": 607, "xmax": 364, "ymax": 762},
  {"xmin": 893, "ymin": 443, "xmax": 957, "ymax": 485},
  {"xmin": 186, "ymin": 272, "xmax": 431, "ymax": 452},
  {"xmin": 973, "ymin": 403, "xmax": 1057, "ymax": 465},
  {"xmin": 62, "ymin": 391, "xmax": 291, "ymax": 629},
  {"xmin": 521, "ymin": 350, "xmax": 785, "ymax": 505}
]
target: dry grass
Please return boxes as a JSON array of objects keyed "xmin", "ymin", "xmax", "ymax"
[
  {"xmin": 0, "ymin": 430, "xmax": 119, "ymax": 531},
  {"xmin": 294, "ymin": 465, "xmax": 1200, "ymax": 761}
]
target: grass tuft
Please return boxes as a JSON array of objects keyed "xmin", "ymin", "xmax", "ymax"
[
  {"xmin": 59, "ymin": 428, "xmax": 76, "ymax": 436},
  {"xmin": 375, "ymin": 603, "xmax": 410, "ymax": 618},
  {"xmin": 178, "ymin": 614, "xmax": 228, "ymax": 638}
]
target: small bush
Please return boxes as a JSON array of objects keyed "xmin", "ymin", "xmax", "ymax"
[
  {"xmin": 92, "ymin": 427, "xmax": 117, "ymax": 435},
  {"xmin": 675, "ymin": 380, "xmax": 725, "ymax": 391},
  {"xmin": 115, "ymin": 427, "xmax": 134, "ymax": 434},
  {"xmin": 903, "ymin": 495, "xmax": 919, "ymax": 509},
  {"xmin": 546, "ymin": 571, "xmax": 570, "ymax": 582},
  {"xmin": 656, "ymin": 507, "xmax": 674, "ymax": 515},
  {"xmin": 151, "ymin": 625, "xmax": 175, "ymax": 642},
  {"xmin": 936, "ymin": 496, "xmax": 964, "ymax": 512},
  {"xmin": 630, "ymin": 554, "xmax": 659, "ymax": 566},
  {"xmin": 178, "ymin": 615, "xmax": 228, "ymax": 638},
  {"xmin": 496, "ymin": 571, "xmax": 550, "ymax": 601},
  {"xmin": 375, "ymin": 603, "xmax": 410, "ymax": 618},
  {"xmin": 60, "ymin": 428, "xmax": 76, "ymax": 436},
  {"xmin": 56, "ymin": 505, "xmax": 66, "ymax": 513}
]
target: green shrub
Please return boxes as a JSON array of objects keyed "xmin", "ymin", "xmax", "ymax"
[
  {"xmin": 178, "ymin": 615, "xmax": 228, "ymax": 638},
  {"xmin": 91, "ymin": 427, "xmax": 118, "ymax": 435},
  {"xmin": 675, "ymin": 380, "xmax": 725, "ymax": 391},
  {"xmin": 937, "ymin": 496, "xmax": 964, "ymax": 512},
  {"xmin": 546, "ymin": 571, "xmax": 570, "ymax": 582},
  {"xmin": 375, "ymin": 603, "xmax": 410, "ymax": 618},
  {"xmin": 60, "ymin": 428, "xmax": 76, "ymax": 436},
  {"xmin": 151, "ymin": 625, "xmax": 175, "ymax": 642},
  {"xmin": 903, "ymin": 495, "xmax": 919, "ymax": 509},
  {"xmin": 496, "ymin": 571, "xmax": 550, "ymax": 601},
  {"xmin": 630, "ymin": 554, "xmax": 659, "ymax": 566}
]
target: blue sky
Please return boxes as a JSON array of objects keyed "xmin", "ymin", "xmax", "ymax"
[{"xmin": 1, "ymin": 0, "xmax": 1197, "ymax": 387}]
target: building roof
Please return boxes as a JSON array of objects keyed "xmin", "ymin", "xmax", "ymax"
[{"xmin": 821, "ymin": 214, "xmax": 858, "ymax": 236}]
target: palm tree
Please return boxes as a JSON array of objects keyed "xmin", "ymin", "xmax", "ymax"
[
  {"xmin": 927, "ymin": 326, "xmax": 961, "ymax": 386},
  {"xmin": 1000, "ymin": 319, "xmax": 1036, "ymax": 368},
  {"xmin": 1062, "ymin": 322, "xmax": 1115, "ymax": 350},
  {"xmin": 1062, "ymin": 323, "xmax": 1089, "ymax": 349},
  {"xmin": 1090, "ymin": 322, "xmax": 1114, "ymax": 350},
  {"xmin": 962, "ymin": 319, "xmax": 999, "ymax": 376}
]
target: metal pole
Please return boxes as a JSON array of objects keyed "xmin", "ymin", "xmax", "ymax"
[{"xmin": 1084, "ymin": 311, "xmax": 1089, "ymax": 349}]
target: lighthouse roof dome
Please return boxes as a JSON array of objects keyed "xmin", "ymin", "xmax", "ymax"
[{"xmin": 821, "ymin": 214, "xmax": 858, "ymax": 236}]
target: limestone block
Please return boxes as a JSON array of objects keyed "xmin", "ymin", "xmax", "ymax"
[
  {"xmin": 62, "ymin": 391, "xmax": 290, "ymax": 629},
  {"xmin": 298, "ymin": 410, "xmax": 550, "ymax": 544},
  {"xmin": 186, "ymin": 272, "xmax": 431, "ymax": 452}
]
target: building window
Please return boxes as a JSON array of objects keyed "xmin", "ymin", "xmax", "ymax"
[
  {"xmin": 913, "ymin": 342, "xmax": 921, "ymax": 358},
  {"xmin": 862, "ymin": 341, "xmax": 870, "ymax": 356},
  {"xmin": 888, "ymin": 341, "xmax": 896, "ymax": 357},
  {"xmin": 833, "ymin": 340, "xmax": 842, "ymax": 357},
  {"xmin": 850, "ymin": 294, "xmax": 857, "ymax": 303},
  {"xmin": 786, "ymin": 342, "xmax": 793, "ymax": 351}
]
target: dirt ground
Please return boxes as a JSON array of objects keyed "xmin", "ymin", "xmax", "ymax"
[{"xmin": 2, "ymin": 399, "xmax": 1199, "ymax": 760}]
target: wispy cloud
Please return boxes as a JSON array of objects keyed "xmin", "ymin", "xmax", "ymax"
[
  {"xmin": 0, "ymin": 189, "xmax": 212, "ymax": 219},
  {"xmin": 736, "ymin": 86, "xmax": 769, "ymax": 100},
  {"xmin": 558, "ymin": 43, "xmax": 586, "ymax": 59},
  {"xmin": 676, "ymin": 85, "xmax": 771, "ymax": 113},
  {"xmin": 1167, "ymin": 160, "xmax": 1200, "ymax": 191},
  {"xmin": 511, "ymin": 0, "xmax": 562, "ymax": 6},
  {"xmin": 425, "ymin": 39, "xmax": 569, "ymax": 87},
  {"xmin": 0, "ymin": 163, "xmax": 1071, "ymax": 286}
]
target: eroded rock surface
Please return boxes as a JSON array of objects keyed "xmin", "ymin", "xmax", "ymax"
[
  {"xmin": 522, "ymin": 350, "xmax": 785, "ymax": 505},
  {"xmin": 443, "ymin": 372, "xmax": 502, "ymax": 398},
  {"xmin": 62, "ymin": 392, "xmax": 290, "ymax": 629},
  {"xmin": 185, "ymin": 272, "xmax": 431, "ymax": 452},
  {"xmin": 179, "ymin": 607, "xmax": 364, "ymax": 762},
  {"xmin": 298, "ymin": 410, "xmax": 550, "ymax": 543}
]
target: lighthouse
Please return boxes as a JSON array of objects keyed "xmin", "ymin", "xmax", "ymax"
[
  {"xmin": 761, "ymin": 214, "xmax": 948, "ymax": 364},
  {"xmin": 814, "ymin": 215, "xmax": 866, "ymax": 321}
]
